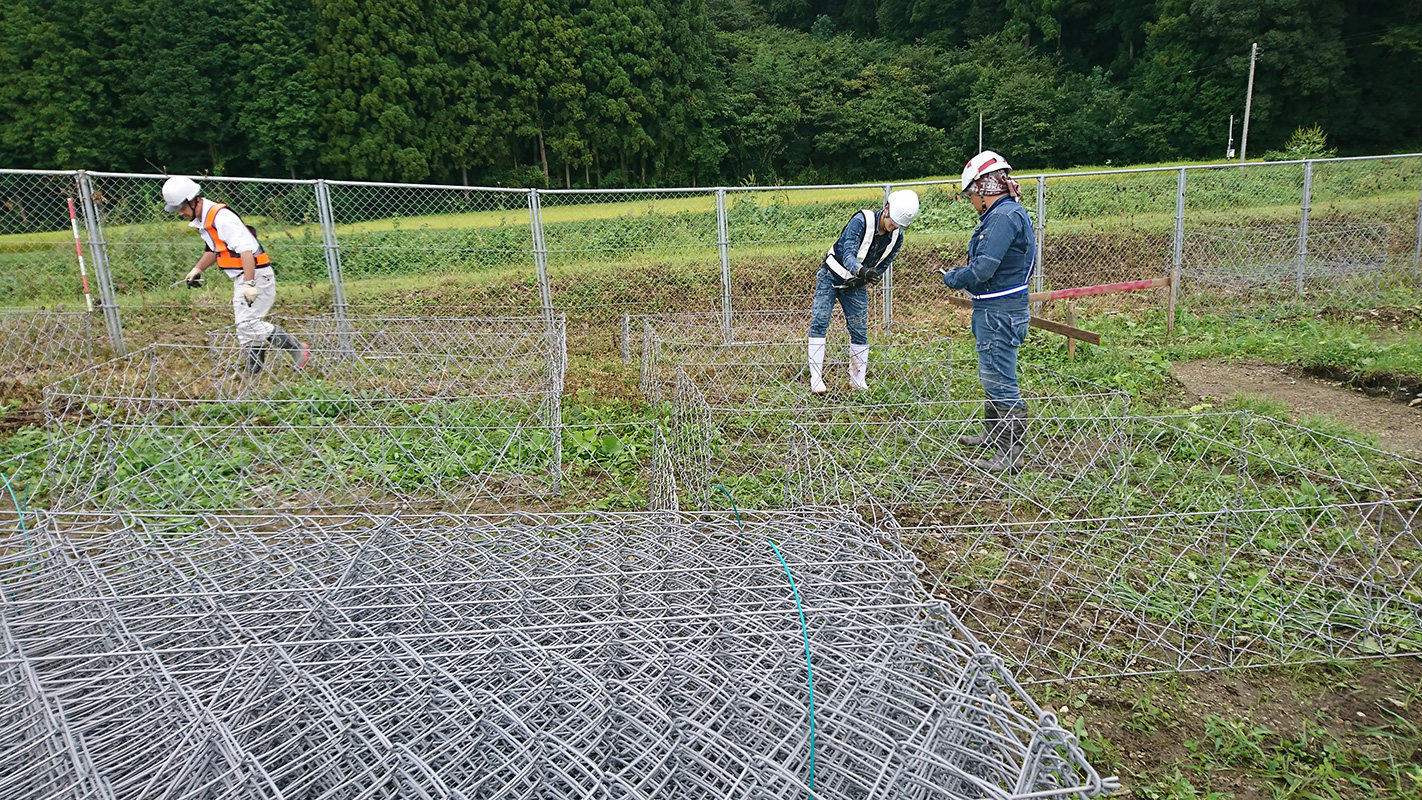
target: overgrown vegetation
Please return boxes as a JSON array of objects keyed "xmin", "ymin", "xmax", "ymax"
[{"xmin": 5, "ymin": 273, "xmax": 1422, "ymax": 795}]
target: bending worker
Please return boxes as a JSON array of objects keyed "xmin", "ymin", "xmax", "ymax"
[
  {"xmin": 807, "ymin": 189, "xmax": 919, "ymax": 393},
  {"xmin": 163, "ymin": 176, "xmax": 309, "ymax": 374},
  {"xmin": 937, "ymin": 151, "xmax": 1034, "ymax": 472}
]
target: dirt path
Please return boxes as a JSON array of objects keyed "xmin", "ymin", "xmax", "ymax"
[{"xmin": 1171, "ymin": 359, "xmax": 1422, "ymax": 455}]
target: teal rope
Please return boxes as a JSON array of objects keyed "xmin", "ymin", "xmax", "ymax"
[
  {"xmin": 1, "ymin": 471, "xmax": 25, "ymax": 536},
  {"xmin": 768, "ymin": 538, "xmax": 817, "ymax": 795},
  {"xmin": 711, "ymin": 484, "xmax": 744, "ymax": 546},
  {"xmin": 712, "ymin": 484, "xmax": 816, "ymax": 795}
]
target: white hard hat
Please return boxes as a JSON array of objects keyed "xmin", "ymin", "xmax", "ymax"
[
  {"xmin": 961, "ymin": 150, "xmax": 1012, "ymax": 192},
  {"xmin": 886, "ymin": 189, "xmax": 919, "ymax": 228},
  {"xmin": 162, "ymin": 176, "xmax": 201, "ymax": 212}
]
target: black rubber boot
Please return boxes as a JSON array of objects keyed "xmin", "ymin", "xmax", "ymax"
[
  {"xmin": 243, "ymin": 345, "xmax": 268, "ymax": 375},
  {"xmin": 957, "ymin": 401, "xmax": 1001, "ymax": 447},
  {"xmin": 974, "ymin": 403, "xmax": 1027, "ymax": 472},
  {"xmin": 266, "ymin": 327, "xmax": 311, "ymax": 369}
]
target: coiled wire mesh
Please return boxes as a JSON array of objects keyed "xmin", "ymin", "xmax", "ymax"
[{"xmin": 0, "ymin": 508, "xmax": 1115, "ymax": 799}]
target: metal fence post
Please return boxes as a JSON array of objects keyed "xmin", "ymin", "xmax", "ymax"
[
  {"xmin": 716, "ymin": 188, "xmax": 732, "ymax": 343},
  {"xmin": 1296, "ymin": 160, "xmax": 1313, "ymax": 297},
  {"xmin": 526, "ymin": 188, "xmax": 560, "ymax": 493},
  {"xmin": 1169, "ymin": 168, "xmax": 1186, "ymax": 336},
  {"xmin": 1412, "ymin": 178, "xmax": 1422, "ymax": 271},
  {"xmin": 528, "ymin": 188, "xmax": 555, "ymax": 331},
  {"xmin": 620, "ymin": 313, "xmax": 632, "ymax": 363},
  {"xmin": 1032, "ymin": 176, "xmax": 1046, "ymax": 314},
  {"xmin": 76, "ymin": 171, "xmax": 124, "ymax": 355},
  {"xmin": 314, "ymin": 180, "xmax": 352, "ymax": 351},
  {"xmin": 882, "ymin": 184, "xmax": 893, "ymax": 332}
]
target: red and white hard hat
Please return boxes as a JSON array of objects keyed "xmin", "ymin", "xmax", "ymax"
[{"xmin": 960, "ymin": 150, "xmax": 1012, "ymax": 193}]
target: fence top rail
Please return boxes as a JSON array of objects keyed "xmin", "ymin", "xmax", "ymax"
[
  {"xmin": 1016, "ymin": 151, "xmax": 1422, "ymax": 182},
  {"xmin": 82, "ymin": 171, "xmax": 318, "ymax": 186},
  {"xmin": 324, "ymin": 178, "xmax": 529, "ymax": 194},
  {"xmin": 0, "ymin": 168, "xmax": 80, "ymax": 177},
  {"xmin": 17, "ymin": 151, "xmax": 1422, "ymax": 195}
]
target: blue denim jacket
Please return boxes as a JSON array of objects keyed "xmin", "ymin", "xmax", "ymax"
[
  {"xmin": 829, "ymin": 209, "xmax": 903, "ymax": 277},
  {"xmin": 940, "ymin": 197, "xmax": 1035, "ymax": 309}
]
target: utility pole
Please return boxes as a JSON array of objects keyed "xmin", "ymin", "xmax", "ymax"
[
  {"xmin": 978, "ymin": 111, "xmax": 983, "ymax": 152},
  {"xmin": 1226, "ymin": 115, "xmax": 1235, "ymax": 161},
  {"xmin": 1240, "ymin": 42, "xmax": 1258, "ymax": 164}
]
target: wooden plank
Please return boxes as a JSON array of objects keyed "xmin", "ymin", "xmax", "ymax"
[
  {"xmin": 942, "ymin": 295, "xmax": 1102, "ymax": 345},
  {"xmin": 1028, "ymin": 276, "xmax": 1170, "ymax": 303}
]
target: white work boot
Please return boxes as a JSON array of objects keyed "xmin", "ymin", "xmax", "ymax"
[
  {"xmin": 849, "ymin": 343, "xmax": 870, "ymax": 390},
  {"xmin": 807, "ymin": 336, "xmax": 828, "ymax": 394}
]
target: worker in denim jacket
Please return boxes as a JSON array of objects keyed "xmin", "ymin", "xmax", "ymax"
[
  {"xmin": 938, "ymin": 150, "xmax": 1035, "ymax": 472},
  {"xmin": 806, "ymin": 189, "xmax": 919, "ymax": 394}
]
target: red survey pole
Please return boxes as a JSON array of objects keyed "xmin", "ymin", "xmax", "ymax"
[{"xmin": 67, "ymin": 197, "xmax": 94, "ymax": 312}]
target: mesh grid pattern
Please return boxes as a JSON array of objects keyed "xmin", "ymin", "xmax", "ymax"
[
  {"xmin": 0, "ymin": 509, "xmax": 1115, "ymax": 800},
  {"xmin": 0, "ymin": 171, "xmax": 89, "ymax": 307},
  {"xmin": 84, "ymin": 174, "xmax": 331, "ymax": 307},
  {"xmin": 3, "ymin": 160, "xmax": 1418, "ymax": 361},
  {"xmin": 323, "ymin": 181, "xmax": 538, "ymax": 314}
]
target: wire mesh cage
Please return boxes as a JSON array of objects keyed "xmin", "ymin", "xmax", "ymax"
[
  {"xmin": 0, "ymin": 507, "xmax": 1117, "ymax": 799},
  {"xmin": 650, "ymin": 337, "xmax": 1127, "ymax": 515},
  {"xmin": 890, "ymin": 411, "xmax": 1422, "ymax": 681},
  {"xmin": 36, "ymin": 320, "xmax": 570, "ymax": 512},
  {"xmin": 0, "ymin": 310, "xmax": 95, "ymax": 381}
]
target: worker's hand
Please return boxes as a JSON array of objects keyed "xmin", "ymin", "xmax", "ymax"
[
  {"xmin": 241, "ymin": 281, "xmax": 259, "ymax": 306},
  {"xmin": 861, "ymin": 267, "xmax": 881, "ymax": 285},
  {"xmin": 185, "ymin": 267, "xmax": 203, "ymax": 288}
]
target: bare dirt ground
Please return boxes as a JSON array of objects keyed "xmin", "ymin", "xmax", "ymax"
[{"xmin": 1171, "ymin": 359, "xmax": 1422, "ymax": 456}]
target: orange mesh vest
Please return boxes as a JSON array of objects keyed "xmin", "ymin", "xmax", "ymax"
[{"xmin": 203, "ymin": 203, "xmax": 271, "ymax": 269}]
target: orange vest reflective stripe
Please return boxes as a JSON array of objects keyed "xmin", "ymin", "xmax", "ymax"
[{"xmin": 203, "ymin": 203, "xmax": 271, "ymax": 269}]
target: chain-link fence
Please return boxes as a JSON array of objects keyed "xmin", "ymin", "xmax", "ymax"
[{"xmin": 3, "ymin": 155, "xmax": 1419, "ymax": 363}]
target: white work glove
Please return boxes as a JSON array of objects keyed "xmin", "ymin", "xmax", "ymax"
[
  {"xmin": 241, "ymin": 280, "xmax": 259, "ymax": 306},
  {"xmin": 184, "ymin": 267, "xmax": 203, "ymax": 287}
]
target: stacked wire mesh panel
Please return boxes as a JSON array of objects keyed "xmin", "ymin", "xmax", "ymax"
[
  {"xmin": 645, "ymin": 320, "xmax": 1128, "ymax": 521},
  {"xmin": 34, "ymin": 316, "xmax": 581, "ymax": 514},
  {"xmin": 0, "ymin": 508, "xmax": 1116, "ymax": 799}
]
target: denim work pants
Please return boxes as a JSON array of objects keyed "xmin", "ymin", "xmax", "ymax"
[
  {"xmin": 807, "ymin": 268, "xmax": 869, "ymax": 345},
  {"xmin": 971, "ymin": 304, "xmax": 1029, "ymax": 405}
]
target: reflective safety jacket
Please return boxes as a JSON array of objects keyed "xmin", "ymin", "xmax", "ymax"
[
  {"xmin": 194, "ymin": 200, "xmax": 270, "ymax": 271},
  {"xmin": 822, "ymin": 209, "xmax": 902, "ymax": 282},
  {"xmin": 940, "ymin": 197, "xmax": 1035, "ymax": 308}
]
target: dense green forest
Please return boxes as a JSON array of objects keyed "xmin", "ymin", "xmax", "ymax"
[{"xmin": 1, "ymin": 0, "xmax": 1417, "ymax": 186}]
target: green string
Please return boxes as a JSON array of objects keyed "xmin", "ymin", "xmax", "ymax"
[
  {"xmin": 767, "ymin": 537, "xmax": 817, "ymax": 796},
  {"xmin": 713, "ymin": 484, "xmax": 816, "ymax": 796},
  {"xmin": 1, "ymin": 471, "xmax": 26, "ymax": 537}
]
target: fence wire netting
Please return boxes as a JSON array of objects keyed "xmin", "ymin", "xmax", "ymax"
[{"xmin": 2, "ymin": 157, "xmax": 1418, "ymax": 361}]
